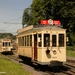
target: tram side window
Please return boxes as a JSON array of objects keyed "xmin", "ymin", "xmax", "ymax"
[
  {"xmin": 20, "ymin": 37, "xmax": 22, "ymax": 46},
  {"xmin": 44, "ymin": 34, "xmax": 50, "ymax": 47},
  {"xmin": 18, "ymin": 37, "xmax": 24, "ymax": 46},
  {"xmin": 24, "ymin": 36, "xmax": 26, "ymax": 46},
  {"xmin": 59, "ymin": 34, "xmax": 64, "ymax": 47},
  {"xmin": 27, "ymin": 35, "xmax": 29, "ymax": 46},
  {"xmin": 38, "ymin": 34, "xmax": 42, "ymax": 47},
  {"xmin": 18, "ymin": 37, "xmax": 21, "ymax": 46},
  {"xmin": 22, "ymin": 37, "xmax": 24, "ymax": 46},
  {"xmin": 30, "ymin": 35, "xmax": 32, "ymax": 46},
  {"xmin": 52, "ymin": 35, "xmax": 56, "ymax": 47}
]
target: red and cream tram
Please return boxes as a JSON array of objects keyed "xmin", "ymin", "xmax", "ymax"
[{"xmin": 17, "ymin": 20, "xmax": 66, "ymax": 66}]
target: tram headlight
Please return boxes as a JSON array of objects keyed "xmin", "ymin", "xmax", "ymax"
[
  {"xmin": 46, "ymin": 49, "xmax": 51, "ymax": 58},
  {"xmin": 53, "ymin": 50, "xmax": 57, "ymax": 55},
  {"xmin": 46, "ymin": 49, "xmax": 50, "ymax": 54}
]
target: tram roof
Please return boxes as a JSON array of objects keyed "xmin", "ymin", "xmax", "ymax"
[
  {"xmin": 33, "ymin": 24, "xmax": 64, "ymax": 29},
  {"xmin": 17, "ymin": 25, "xmax": 66, "ymax": 34}
]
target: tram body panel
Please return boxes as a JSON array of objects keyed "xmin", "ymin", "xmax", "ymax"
[
  {"xmin": 37, "ymin": 47, "xmax": 66, "ymax": 63},
  {"xmin": 37, "ymin": 47, "xmax": 42, "ymax": 61},
  {"xmin": 17, "ymin": 25, "xmax": 66, "ymax": 65},
  {"xmin": 2, "ymin": 47, "xmax": 12, "ymax": 51},
  {"xmin": 18, "ymin": 47, "xmax": 32, "ymax": 58},
  {"xmin": 37, "ymin": 29, "xmax": 66, "ymax": 63}
]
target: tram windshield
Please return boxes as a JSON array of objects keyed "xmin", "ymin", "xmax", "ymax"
[
  {"xmin": 52, "ymin": 35, "xmax": 56, "ymax": 47},
  {"xmin": 59, "ymin": 34, "xmax": 64, "ymax": 47},
  {"xmin": 44, "ymin": 34, "xmax": 50, "ymax": 47},
  {"xmin": 3, "ymin": 42, "xmax": 10, "ymax": 47}
]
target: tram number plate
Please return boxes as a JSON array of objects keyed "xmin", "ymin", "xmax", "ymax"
[{"xmin": 52, "ymin": 57, "xmax": 57, "ymax": 58}]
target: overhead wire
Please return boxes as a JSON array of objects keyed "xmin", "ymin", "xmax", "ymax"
[
  {"xmin": 4, "ymin": 17, "xmax": 22, "ymax": 29},
  {"xmin": 3, "ymin": 17, "xmax": 22, "ymax": 34},
  {"xmin": 5, "ymin": 17, "xmax": 22, "ymax": 23},
  {"xmin": 4, "ymin": 17, "xmax": 22, "ymax": 24}
]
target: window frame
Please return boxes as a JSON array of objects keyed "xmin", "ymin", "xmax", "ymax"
[{"xmin": 44, "ymin": 34, "xmax": 50, "ymax": 47}]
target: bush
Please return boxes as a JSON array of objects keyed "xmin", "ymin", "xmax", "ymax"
[{"xmin": 68, "ymin": 33, "xmax": 75, "ymax": 46}]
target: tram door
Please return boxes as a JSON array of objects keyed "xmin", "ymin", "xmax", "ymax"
[{"xmin": 34, "ymin": 34, "xmax": 37, "ymax": 60}]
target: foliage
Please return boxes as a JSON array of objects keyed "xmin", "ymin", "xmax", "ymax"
[
  {"xmin": 22, "ymin": 0, "xmax": 75, "ymax": 45},
  {"xmin": 0, "ymin": 54, "xmax": 31, "ymax": 75},
  {"xmin": 66, "ymin": 50, "xmax": 75, "ymax": 57},
  {"xmin": 67, "ymin": 46, "xmax": 75, "ymax": 57},
  {"xmin": 0, "ymin": 33, "xmax": 16, "ymax": 40},
  {"xmin": 22, "ymin": 8, "xmax": 32, "ymax": 26},
  {"xmin": 68, "ymin": 33, "xmax": 75, "ymax": 46},
  {"xmin": 30, "ymin": 0, "xmax": 54, "ymax": 25}
]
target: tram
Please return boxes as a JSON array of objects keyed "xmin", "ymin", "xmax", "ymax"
[
  {"xmin": 0, "ymin": 38, "xmax": 13, "ymax": 53},
  {"xmin": 17, "ymin": 20, "xmax": 66, "ymax": 66}
]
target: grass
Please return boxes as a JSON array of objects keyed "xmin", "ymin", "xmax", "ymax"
[
  {"xmin": 66, "ymin": 46, "xmax": 75, "ymax": 57},
  {"xmin": 0, "ymin": 46, "xmax": 75, "ymax": 75},
  {"xmin": 0, "ymin": 54, "xmax": 31, "ymax": 75},
  {"xmin": 66, "ymin": 50, "xmax": 75, "ymax": 57}
]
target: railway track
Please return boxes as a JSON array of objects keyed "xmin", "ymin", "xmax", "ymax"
[
  {"xmin": 3, "ymin": 54, "xmax": 75, "ymax": 75},
  {"xmin": 4, "ymin": 54, "xmax": 22, "ymax": 64}
]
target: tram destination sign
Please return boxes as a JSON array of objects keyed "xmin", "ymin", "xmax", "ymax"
[
  {"xmin": 40, "ymin": 19, "xmax": 61, "ymax": 26},
  {"xmin": 40, "ymin": 20, "xmax": 48, "ymax": 25}
]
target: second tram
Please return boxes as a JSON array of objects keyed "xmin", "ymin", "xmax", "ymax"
[{"xmin": 0, "ymin": 38, "xmax": 13, "ymax": 53}]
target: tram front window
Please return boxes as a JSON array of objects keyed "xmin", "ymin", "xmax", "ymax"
[
  {"xmin": 5, "ymin": 42, "xmax": 8, "ymax": 46},
  {"xmin": 52, "ymin": 35, "xmax": 56, "ymax": 47},
  {"xmin": 59, "ymin": 34, "xmax": 64, "ymax": 47},
  {"xmin": 3, "ymin": 42, "xmax": 4, "ymax": 47},
  {"xmin": 4, "ymin": 42, "xmax": 10, "ymax": 46},
  {"xmin": 44, "ymin": 34, "xmax": 50, "ymax": 47}
]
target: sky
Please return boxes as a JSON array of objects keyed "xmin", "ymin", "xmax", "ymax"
[{"xmin": 0, "ymin": 0, "xmax": 32, "ymax": 35}]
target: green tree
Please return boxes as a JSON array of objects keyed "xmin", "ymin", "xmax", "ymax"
[
  {"xmin": 22, "ymin": 8, "xmax": 32, "ymax": 28},
  {"xmin": 22, "ymin": 0, "xmax": 75, "ymax": 29},
  {"xmin": 68, "ymin": 33, "xmax": 75, "ymax": 46},
  {"xmin": 22, "ymin": 0, "xmax": 75, "ymax": 45},
  {"xmin": 58, "ymin": 1, "xmax": 75, "ymax": 32},
  {"xmin": 30, "ymin": 0, "xmax": 54, "ymax": 25},
  {"xmin": 0, "ymin": 33, "xmax": 16, "ymax": 40}
]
